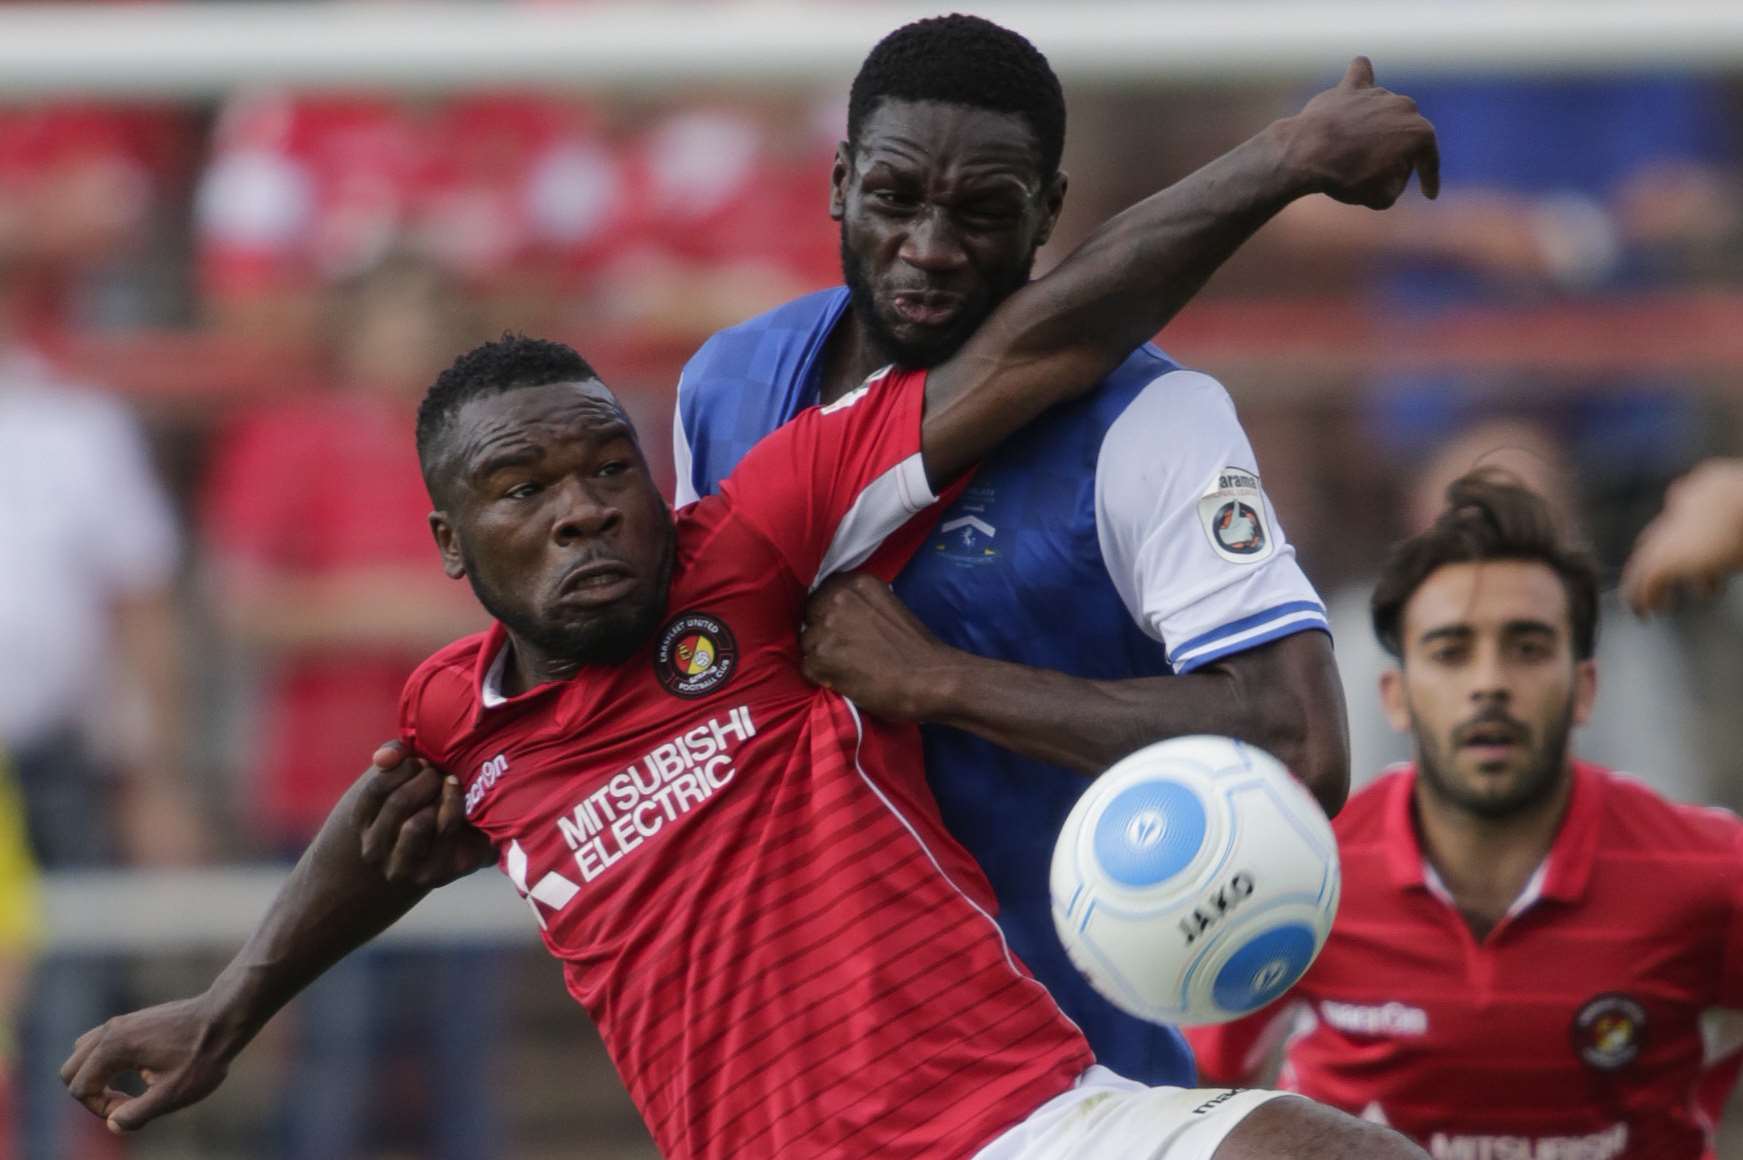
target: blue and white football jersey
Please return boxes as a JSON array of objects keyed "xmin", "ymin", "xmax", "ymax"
[{"xmin": 675, "ymin": 286, "xmax": 1329, "ymax": 1085}]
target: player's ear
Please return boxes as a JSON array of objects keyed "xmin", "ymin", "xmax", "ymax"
[
  {"xmin": 1378, "ymin": 666, "xmax": 1411, "ymax": 734},
  {"xmin": 829, "ymin": 142, "xmax": 851, "ymax": 221},
  {"xmin": 1034, "ymin": 170, "xmax": 1068, "ymax": 248},
  {"xmin": 1571, "ymin": 658, "xmax": 1597, "ymax": 727},
  {"xmin": 430, "ymin": 511, "xmax": 466, "ymax": 579}
]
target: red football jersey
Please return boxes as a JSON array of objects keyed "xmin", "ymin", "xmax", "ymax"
[
  {"xmin": 401, "ymin": 368, "xmax": 1091, "ymax": 1160},
  {"xmin": 1187, "ymin": 763, "xmax": 1743, "ymax": 1160}
]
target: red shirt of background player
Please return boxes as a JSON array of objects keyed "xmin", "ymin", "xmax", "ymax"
[
  {"xmin": 400, "ymin": 369, "xmax": 1089, "ymax": 1160},
  {"xmin": 203, "ymin": 395, "xmax": 450, "ymax": 844},
  {"xmin": 1187, "ymin": 762, "xmax": 1743, "ymax": 1160}
]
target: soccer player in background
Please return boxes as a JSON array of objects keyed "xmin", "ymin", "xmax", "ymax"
[
  {"xmin": 1187, "ymin": 471, "xmax": 1743, "ymax": 1159},
  {"xmin": 670, "ymin": 13, "xmax": 1356, "ymax": 1086},
  {"xmin": 62, "ymin": 66, "xmax": 1436, "ymax": 1159}
]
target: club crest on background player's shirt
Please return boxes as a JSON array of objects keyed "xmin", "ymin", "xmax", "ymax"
[
  {"xmin": 655, "ymin": 611, "xmax": 738, "ymax": 698},
  {"xmin": 1197, "ymin": 468, "xmax": 1275, "ymax": 564},
  {"xmin": 931, "ymin": 485, "xmax": 1001, "ymax": 566},
  {"xmin": 1571, "ymin": 994, "xmax": 1647, "ymax": 1071}
]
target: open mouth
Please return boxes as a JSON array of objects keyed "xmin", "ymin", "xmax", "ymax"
[
  {"xmin": 1456, "ymin": 719, "xmax": 1526, "ymax": 764},
  {"xmin": 889, "ymin": 291, "xmax": 963, "ymax": 328}
]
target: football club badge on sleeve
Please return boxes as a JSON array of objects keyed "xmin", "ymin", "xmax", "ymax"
[
  {"xmin": 1197, "ymin": 468, "xmax": 1276, "ymax": 564},
  {"xmin": 1571, "ymin": 994, "xmax": 1646, "ymax": 1071},
  {"xmin": 655, "ymin": 611, "xmax": 738, "ymax": 699}
]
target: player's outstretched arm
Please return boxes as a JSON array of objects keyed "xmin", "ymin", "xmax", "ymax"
[
  {"xmin": 1622, "ymin": 457, "xmax": 1743, "ymax": 615},
  {"xmin": 918, "ymin": 56, "xmax": 1437, "ymax": 490},
  {"xmin": 59, "ymin": 770, "xmax": 438, "ymax": 1135}
]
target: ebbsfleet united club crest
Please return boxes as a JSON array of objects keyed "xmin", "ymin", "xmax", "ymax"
[
  {"xmin": 1197, "ymin": 467, "xmax": 1276, "ymax": 564},
  {"xmin": 1571, "ymin": 993, "xmax": 1647, "ymax": 1071},
  {"xmin": 654, "ymin": 612, "xmax": 738, "ymax": 699}
]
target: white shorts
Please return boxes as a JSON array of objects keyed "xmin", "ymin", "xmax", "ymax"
[{"xmin": 972, "ymin": 1066, "xmax": 1296, "ymax": 1160}]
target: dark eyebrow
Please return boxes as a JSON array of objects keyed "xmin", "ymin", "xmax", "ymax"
[
  {"xmin": 470, "ymin": 445, "xmax": 544, "ymax": 480},
  {"xmin": 1417, "ymin": 625, "xmax": 1473, "ymax": 648},
  {"xmin": 1501, "ymin": 620, "xmax": 1559, "ymax": 638}
]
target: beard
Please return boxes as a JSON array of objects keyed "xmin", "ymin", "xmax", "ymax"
[
  {"xmin": 839, "ymin": 227, "xmax": 1034, "ymax": 369},
  {"xmin": 1413, "ymin": 700, "xmax": 1576, "ymax": 821},
  {"xmin": 460, "ymin": 525, "xmax": 675, "ymax": 670}
]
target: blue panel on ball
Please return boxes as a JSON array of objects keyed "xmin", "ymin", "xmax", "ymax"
[
  {"xmin": 1211, "ymin": 924, "xmax": 1317, "ymax": 1013},
  {"xmin": 1092, "ymin": 780, "xmax": 1207, "ymax": 888}
]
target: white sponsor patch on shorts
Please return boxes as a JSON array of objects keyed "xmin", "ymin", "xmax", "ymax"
[{"xmin": 1197, "ymin": 467, "xmax": 1275, "ymax": 564}]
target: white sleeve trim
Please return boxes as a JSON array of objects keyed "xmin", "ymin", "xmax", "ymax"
[
  {"xmin": 811, "ymin": 452, "xmax": 934, "ymax": 589},
  {"xmin": 671, "ymin": 374, "xmax": 700, "ymax": 508}
]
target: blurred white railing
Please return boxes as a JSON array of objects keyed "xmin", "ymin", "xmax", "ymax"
[
  {"xmin": 0, "ymin": 2, "xmax": 1739, "ymax": 97},
  {"xmin": 38, "ymin": 868, "xmax": 533, "ymax": 952}
]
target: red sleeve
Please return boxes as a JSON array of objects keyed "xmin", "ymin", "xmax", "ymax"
[
  {"xmin": 397, "ymin": 648, "xmax": 478, "ymax": 767},
  {"xmin": 1183, "ymin": 1001, "xmax": 1305, "ymax": 1086},
  {"xmin": 1720, "ymin": 823, "xmax": 1743, "ymax": 1010},
  {"xmin": 716, "ymin": 366, "xmax": 946, "ymax": 589}
]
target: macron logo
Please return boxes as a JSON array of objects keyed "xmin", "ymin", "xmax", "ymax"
[{"xmin": 466, "ymin": 753, "xmax": 510, "ymax": 817}]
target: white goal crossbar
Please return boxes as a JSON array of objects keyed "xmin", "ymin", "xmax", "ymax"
[{"xmin": 0, "ymin": 2, "xmax": 1739, "ymax": 98}]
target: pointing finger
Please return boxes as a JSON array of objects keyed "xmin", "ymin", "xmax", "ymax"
[{"xmin": 1416, "ymin": 120, "xmax": 1441, "ymax": 199}]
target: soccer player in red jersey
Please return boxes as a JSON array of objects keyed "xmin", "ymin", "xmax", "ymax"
[
  {"xmin": 62, "ymin": 64, "xmax": 1437, "ymax": 1160},
  {"xmin": 1188, "ymin": 472, "xmax": 1743, "ymax": 1160}
]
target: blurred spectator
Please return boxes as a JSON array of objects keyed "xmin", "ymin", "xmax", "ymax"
[
  {"xmin": 1267, "ymin": 74, "xmax": 1734, "ymax": 557},
  {"xmin": 0, "ymin": 101, "xmax": 186, "ymax": 333},
  {"xmin": 570, "ymin": 96, "xmax": 840, "ymax": 340},
  {"xmin": 194, "ymin": 87, "xmax": 842, "ymax": 355},
  {"xmin": 1327, "ymin": 417, "xmax": 1707, "ymax": 801},
  {"xmin": 201, "ymin": 253, "xmax": 496, "ymax": 1159},
  {"xmin": 0, "ymin": 242, "xmax": 202, "ymax": 1158},
  {"xmin": 196, "ymin": 90, "xmax": 621, "ymax": 345}
]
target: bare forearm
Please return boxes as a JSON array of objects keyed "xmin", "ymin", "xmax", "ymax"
[
  {"xmin": 199, "ymin": 778, "xmax": 430, "ymax": 1058},
  {"xmin": 916, "ymin": 636, "xmax": 1350, "ymax": 815},
  {"xmin": 1007, "ymin": 125, "xmax": 1302, "ymax": 379},
  {"xmin": 922, "ymin": 125, "xmax": 1302, "ymax": 484}
]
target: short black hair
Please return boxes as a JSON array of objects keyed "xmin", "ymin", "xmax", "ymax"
[
  {"xmin": 416, "ymin": 333, "xmax": 601, "ymax": 495},
  {"xmin": 1372, "ymin": 469, "xmax": 1601, "ymax": 661},
  {"xmin": 848, "ymin": 14, "xmax": 1065, "ymax": 179}
]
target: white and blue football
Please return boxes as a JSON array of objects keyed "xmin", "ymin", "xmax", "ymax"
[{"xmin": 1050, "ymin": 735, "xmax": 1340, "ymax": 1026}]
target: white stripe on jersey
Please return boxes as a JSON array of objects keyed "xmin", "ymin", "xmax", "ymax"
[{"xmin": 811, "ymin": 452, "xmax": 934, "ymax": 589}]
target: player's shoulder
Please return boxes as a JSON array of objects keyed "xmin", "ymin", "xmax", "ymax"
[
  {"xmin": 401, "ymin": 631, "xmax": 494, "ymax": 750},
  {"xmin": 1111, "ymin": 347, "xmax": 1231, "ymax": 413},
  {"xmin": 1094, "ymin": 349, "xmax": 1240, "ymax": 448},
  {"xmin": 680, "ymin": 286, "xmax": 848, "ymax": 384},
  {"xmin": 1589, "ymin": 763, "xmax": 1743, "ymax": 853}
]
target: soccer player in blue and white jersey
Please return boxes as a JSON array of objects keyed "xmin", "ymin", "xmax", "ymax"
[{"xmin": 668, "ymin": 15, "xmax": 1355, "ymax": 1085}]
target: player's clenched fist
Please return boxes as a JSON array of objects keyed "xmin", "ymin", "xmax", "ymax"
[
  {"xmin": 1282, "ymin": 55, "xmax": 1440, "ymax": 209},
  {"xmin": 801, "ymin": 572, "xmax": 957, "ymax": 722},
  {"xmin": 1622, "ymin": 457, "xmax": 1743, "ymax": 615},
  {"xmin": 60, "ymin": 996, "xmax": 234, "ymax": 1135},
  {"xmin": 355, "ymin": 740, "xmax": 495, "ymax": 888}
]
